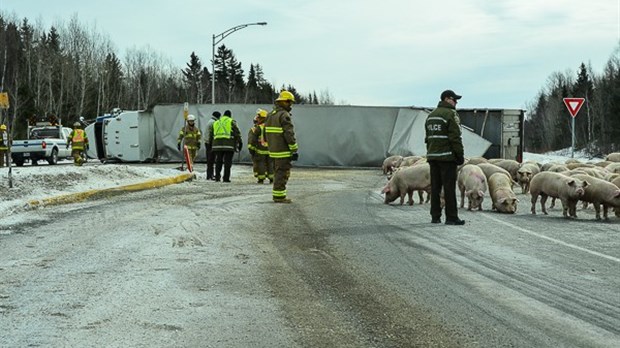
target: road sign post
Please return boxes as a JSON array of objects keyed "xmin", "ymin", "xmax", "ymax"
[{"xmin": 563, "ymin": 98, "xmax": 585, "ymax": 158}]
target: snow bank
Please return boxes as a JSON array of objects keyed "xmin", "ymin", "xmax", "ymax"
[{"xmin": 0, "ymin": 163, "xmax": 184, "ymax": 222}]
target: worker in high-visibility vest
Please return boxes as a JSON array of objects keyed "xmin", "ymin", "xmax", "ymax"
[
  {"xmin": 248, "ymin": 108, "xmax": 273, "ymax": 184},
  {"xmin": 177, "ymin": 114, "xmax": 201, "ymax": 165},
  {"xmin": 209, "ymin": 110, "xmax": 241, "ymax": 182},
  {"xmin": 0, "ymin": 124, "xmax": 7, "ymax": 167},
  {"xmin": 67, "ymin": 122, "xmax": 89, "ymax": 166}
]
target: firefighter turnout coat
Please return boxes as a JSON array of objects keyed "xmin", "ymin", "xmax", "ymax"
[{"xmin": 264, "ymin": 106, "xmax": 298, "ymax": 159}]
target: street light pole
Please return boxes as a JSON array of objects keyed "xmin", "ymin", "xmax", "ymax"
[{"xmin": 211, "ymin": 22, "xmax": 267, "ymax": 104}]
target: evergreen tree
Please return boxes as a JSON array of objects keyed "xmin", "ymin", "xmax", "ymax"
[
  {"xmin": 571, "ymin": 63, "xmax": 595, "ymax": 150},
  {"xmin": 213, "ymin": 45, "xmax": 245, "ymax": 103},
  {"xmin": 245, "ymin": 64, "xmax": 259, "ymax": 103},
  {"xmin": 199, "ymin": 66, "xmax": 211, "ymax": 104},
  {"xmin": 182, "ymin": 52, "xmax": 202, "ymax": 103}
]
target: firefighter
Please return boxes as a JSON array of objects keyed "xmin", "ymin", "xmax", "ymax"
[
  {"xmin": 209, "ymin": 110, "xmax": 242, "ymax": 182},
  {"xmin": 265, "ymin": 91, "xmax": 298, "ymax": 203},
  {"xmin": 67, "ymin": 122, "xmax": 88, "ymax": 166},
  {"xmin": 248, "ymin": 108, "xmax": 273, "ymax": 184},
  {"xmin": 177, "ymin": 114, "xmax": 201, "ymax": 165},
  {"xmin": 0, "ymin": 124, "xmax": 7, "ymax": 167}
]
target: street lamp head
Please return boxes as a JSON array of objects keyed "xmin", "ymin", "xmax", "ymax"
[{"xmin": 257, "ymin": 22, "xmax": 267, "ymax": 25}]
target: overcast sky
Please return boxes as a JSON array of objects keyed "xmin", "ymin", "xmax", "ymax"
[{"xmin": 1, "ymin": 0, "xmax": 619, "ymax": 109}]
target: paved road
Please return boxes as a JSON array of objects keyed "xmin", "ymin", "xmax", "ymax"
[{"xmin": 1, "ymin": 166, "xmax": 618, "ymax": 347}]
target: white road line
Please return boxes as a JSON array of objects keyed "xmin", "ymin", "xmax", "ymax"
[{"xmin": 482, "ymin": 214, "xmax": 620, "ymax": 264}]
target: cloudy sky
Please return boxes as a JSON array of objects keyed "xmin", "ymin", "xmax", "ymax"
[{"xmin": 1, "ymin": 0, "xmax": 618, "ymax": 109}]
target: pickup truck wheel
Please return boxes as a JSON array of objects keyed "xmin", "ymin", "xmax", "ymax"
[
  {"xmin": 32, "ymin": 160, "xmax": 38, "ymax": 166},
  {"xmin": 48, "ymin": 148, "xmax": 58, "ymax": 165},
  {"xmin": 14, "ymin": 160, "xmax": 24, "ymax": 167}
]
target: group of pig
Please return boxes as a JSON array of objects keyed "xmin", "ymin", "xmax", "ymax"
[{"xmin": 381, "ymin": 152, "xmax": 620, "ymax": 221}]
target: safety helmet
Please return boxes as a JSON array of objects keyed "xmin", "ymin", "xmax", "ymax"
[
  {"xmin": 73, "ymin": 122, "xmax": 81, "ymax": 127},
  {"xmin": 275, "ymin": 90, "xmax": 296, "ymax": 103},
  {"xmin": 0, "ymin": 124, "xmax": 6, "ymax": 130},
  {"xmin": 256, "ymin": 108, "xmax": 268, "ymax": 118},
  {"xmin": 187, "ymin": 114, "xmax": 196, "ymax": 121}
]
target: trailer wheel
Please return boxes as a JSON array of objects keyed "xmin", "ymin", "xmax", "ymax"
[{"xmin": 47, "ymin": 148, "xmax": 58, "ymax": 165}]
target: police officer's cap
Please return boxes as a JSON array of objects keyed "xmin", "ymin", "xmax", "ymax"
[
  {"xmin": 440, "ymin": 90, "xmax": 462, "ymax": 101},
  {"xmin": 212, "ymin": 111, "xmax": 221, "ymax": 118}
]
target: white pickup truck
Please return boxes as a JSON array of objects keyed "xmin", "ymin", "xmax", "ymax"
[{"xmin": 11, "ymin": 125, "xmax": 73, "ymax": 166}]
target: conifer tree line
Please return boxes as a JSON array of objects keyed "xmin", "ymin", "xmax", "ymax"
[
  {"xmin": 524, "ymin": 45, "xmax": 620, "ymax": 155},
  {"xmin": 0, "ymin": 14, "xmax": 334, "ymax": 138}
]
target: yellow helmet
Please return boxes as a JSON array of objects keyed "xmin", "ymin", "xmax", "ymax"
[
  {"xmin": 256, "ymin": 108, "xmax": 268, "ymax": 118},
  {"xmin": 275, "ymin": 90, "xmax": 295, "ymax": 103},
  {"xmin": 0, "ymin": 124, "xmax": 6, "ymax": 131}
]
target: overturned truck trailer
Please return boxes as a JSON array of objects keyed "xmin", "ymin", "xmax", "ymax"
[{"xmin": 87, "ymin": 104, "xmax": 524, "ymax": 167}]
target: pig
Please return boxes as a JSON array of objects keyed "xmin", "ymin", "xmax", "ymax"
[
  {"xmin": 569, "ymin": 173, "xmax": 620, "ymax": 220},
  {"xmin": 477, "ymin": 163, "xmax": 513, "ymax": 184},
  {"xmin": 612, "ymin": 176, "xmax": 620, "ymax": 218},
  {"xmin": 605, "ymin": 152, "xmax": 620, "ymax": 162},
  {"xmin": 467, "ymin": 156, "xmax": 488, "ymax": 165},
  {"xmin": 541, "ymin": 162, "xmax": 561, "ymax": 172},
  {"xmin": 382, "ymin": 155, "xmax": 403, "ymax": 175},
  {"xmin": 516, "ymin": 162, "xmax": 540, "ymax": 194},
  {"xmin": 605, "ymin": 162, "xmax": 620, "ymax": 174},
  {"xmin": 382, "ymin": 163, "xmax": 431, "ymax": 205},
  {"xmin": 399, "ymin": 155, "xmax": 423, "ymax": 167},
  {"xmin": 547, "ymin": 164, "xmax": 569, "ymax": 173},
  {"xmin": 457, "ymin": 164, "xmax": 488, "ymax": 210},
  {"xmin": 566, "ymin": 162, "xmax": 595, "ymax": 170},
  {"xmin": 594, "ymin": 161, "xmax": 612, "ymax": 168},
  {"xmin": 529, "ymin": 172, "xmax": 589, "ymax": 218},
  {"xmin": 488, "ymin": 172, "xmax": 518, "ymax": 213},
  {"xmin": 494, "ymin": 159, "xmax": 521, "ymax": 182}
]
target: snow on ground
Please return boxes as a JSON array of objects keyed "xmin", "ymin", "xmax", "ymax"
[
  {"xmin": 0, "ymin": 161, "xmax": 185, "ymax": 223},
  {"xmin": 522, "ymin": 148, "xmax": 604, "ymax": 164}
]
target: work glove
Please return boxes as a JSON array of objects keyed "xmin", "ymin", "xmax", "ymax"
[
  {"xmin": 249, "ymin": 149, "xmax": 256, "ymax": 156},
  {"xmin": 237, "ymin": 141, "xmax": 243, "ymax": 152},
  {"xmin": 291, "ymin": 152, "xmax": 299, "ymax": 161},
  {"xmin": 455, "ymin": 154, "xmax": 465, "ymax": 165},
  {"xmin": 66, "ymin": 144, "xmax": 70, "ymax": 150},
  {"xmin": 177, "ymin": 143, "xmax": 181, "ymax": 151}
]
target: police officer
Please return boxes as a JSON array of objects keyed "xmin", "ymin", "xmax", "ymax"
[
  {"xmin": 425, "ymin": 89, "xmax": 465, "ymax": 225},
  {"xmin": 265, "ymin": 91, "xmax": 298, "ymax": 203}
]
